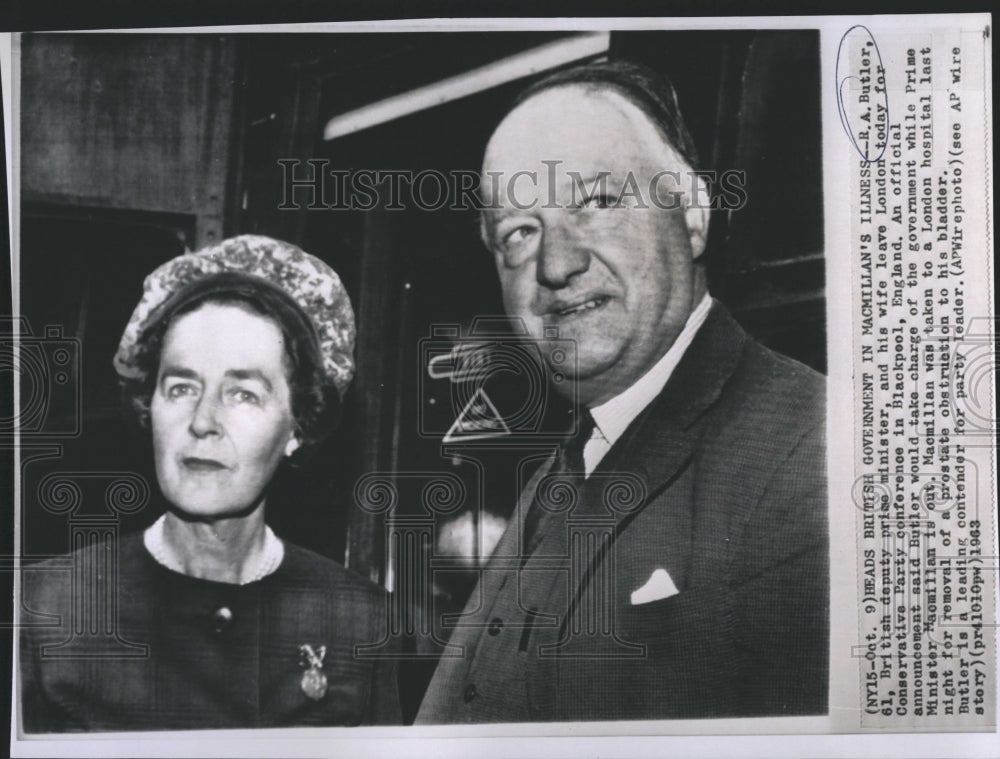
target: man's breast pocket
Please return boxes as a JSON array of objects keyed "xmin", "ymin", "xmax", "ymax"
[
  {"xmin": 618, "ymin": 584, "xmax": 735, "ymax": 662},
  {"xmin": 567, "ymin": 584, "xmax": 742, "ymax": 718}
]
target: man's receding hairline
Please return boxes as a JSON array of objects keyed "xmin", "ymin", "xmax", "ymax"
[{"xmin": 481, "ymin": 83, "xmax": 693, "ymax": 182}]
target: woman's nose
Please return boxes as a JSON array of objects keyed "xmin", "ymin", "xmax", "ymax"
[{"xmin": 188, "ymin": 393, "xmax": 223, "ymax": 438}]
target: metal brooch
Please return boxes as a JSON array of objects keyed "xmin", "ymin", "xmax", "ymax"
[{"xmin": 298, "ymin": 643, "xmax": 328, "ymax": 700}]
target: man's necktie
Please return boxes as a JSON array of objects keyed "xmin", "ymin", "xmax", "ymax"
[{"xmin": 522, "ymin": 410, "xmax": 596, "ymax": 559}]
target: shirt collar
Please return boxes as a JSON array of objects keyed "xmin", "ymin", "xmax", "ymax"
[{"xmin": 589, "ymin": 293, "xmax": 713, "ymax": 447}]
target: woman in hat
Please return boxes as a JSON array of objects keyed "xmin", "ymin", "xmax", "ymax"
[{"xmin": 20, "ymin": 236, "xmax": 400, "ymax": 731}]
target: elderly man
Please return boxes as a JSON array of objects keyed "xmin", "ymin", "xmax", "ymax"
[{"xmin": 416, "ymin": 60, "xmax": 827, "ymax": 723}]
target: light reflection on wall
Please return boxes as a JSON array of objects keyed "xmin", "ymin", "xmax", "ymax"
[{"xmin": 435, "ymin": 511, "xmax": 508, "ymax": 565}]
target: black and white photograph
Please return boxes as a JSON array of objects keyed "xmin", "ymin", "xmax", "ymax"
[{"xmin": 2, "ymin": 13, "xmax": 995, "ymax": 759}]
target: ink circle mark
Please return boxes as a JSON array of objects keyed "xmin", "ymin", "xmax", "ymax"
[{"xmin": 836, "ymin": 25, "xmax": 890, "ymax": 163}]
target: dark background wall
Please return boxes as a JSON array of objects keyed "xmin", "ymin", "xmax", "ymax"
[{"xmin": 17, "ymin": 30, "xmax": 824, "ymax": 720}]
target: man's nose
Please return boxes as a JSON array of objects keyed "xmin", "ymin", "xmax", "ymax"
[
  {"xmin": 189, "ymin": 393, "xmax": 223, "ymax": 438},
  {"xmin": 536, "ymin": 221, "xmax": 590, "ymax": 288}
]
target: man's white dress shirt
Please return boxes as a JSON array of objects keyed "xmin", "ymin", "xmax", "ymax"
[{"xmin": 583, "ymin": 293, "xmax": 712, "ymax": 476}]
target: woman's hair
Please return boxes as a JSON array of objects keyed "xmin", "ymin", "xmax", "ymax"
[{"xmin": 119, "ymin": 272, "xmax": 341, "ymax": 458}]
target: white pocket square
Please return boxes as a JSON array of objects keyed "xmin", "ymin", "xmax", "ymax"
[{"xmin": 630, "ymin": 568, "xmax": 679, "ymax": 605}]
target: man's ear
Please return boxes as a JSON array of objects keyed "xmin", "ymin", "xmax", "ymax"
[
  {"xmin": 284, "ymin": 434, "xmax": 302, "ymax": 458},
  {"xmin": 684, "ymin": 174, "xmax": 710, "ymax": 260}
]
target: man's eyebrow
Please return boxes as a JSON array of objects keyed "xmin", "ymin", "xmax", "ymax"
[
  {"xmin": 479, "ymin": 209, "xmax": 517, "ymax": 235},
  {"xmin": 225, "ymin": 369, "xmax": 273, "ymax": 392},
  {"xmin": 571, "ymin": 172, "xmax": 621, "ymax": 189},
  {"xmin": 482, "ymin": 205, "xmax": 519, "ymax": 218}
]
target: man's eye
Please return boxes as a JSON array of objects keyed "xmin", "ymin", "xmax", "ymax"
[{"xmin": 502, "ymin": 225, "xmax": 535, "ymax": 247}]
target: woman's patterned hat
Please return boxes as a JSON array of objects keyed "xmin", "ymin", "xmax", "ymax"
[{"xmin": 114, "ymin": 235, "xmax": 356, "ymax": 395}]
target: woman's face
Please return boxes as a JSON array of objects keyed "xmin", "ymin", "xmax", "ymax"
[{"xmin": 150, "ymin": 302, "xmax": 300, "ymax": 519}]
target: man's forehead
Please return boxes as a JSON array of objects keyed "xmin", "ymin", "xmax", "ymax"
[{"xmin": 480, "ymin": 85, "xmax": 688, "ymax": 189}]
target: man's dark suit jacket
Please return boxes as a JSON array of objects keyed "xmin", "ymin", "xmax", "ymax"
[{"xmin": 416, "ymin": 301, "xmax": 827, "ymax": 723}]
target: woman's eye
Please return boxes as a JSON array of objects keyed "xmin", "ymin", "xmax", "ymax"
[
  {"xmin": 165, "ymin": 383, "xmax": 197, "ymax": 400},
  {"xmin": 230, "ymin": 388, "xmax": 261, "ymax": 405}
]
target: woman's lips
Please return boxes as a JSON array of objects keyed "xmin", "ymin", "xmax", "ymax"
[{"xmin": 181, "ymin": 457, "xmax": 228, "ymax": 472}]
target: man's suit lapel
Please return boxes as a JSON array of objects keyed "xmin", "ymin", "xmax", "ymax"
[
  {"xmin": 514, "ymin": 455, "xmax": 578, "ymax": 615},
  {"xmin": 565, "ymin": 302, "xmax": 749, "ymax": 594},
  {"xmin": 609, "ymin": 302, "xmax": 747, "ymax": 504},
  {"xmin": 441, "ymin": 452, "xmax": 567, "ymax": 632}
]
